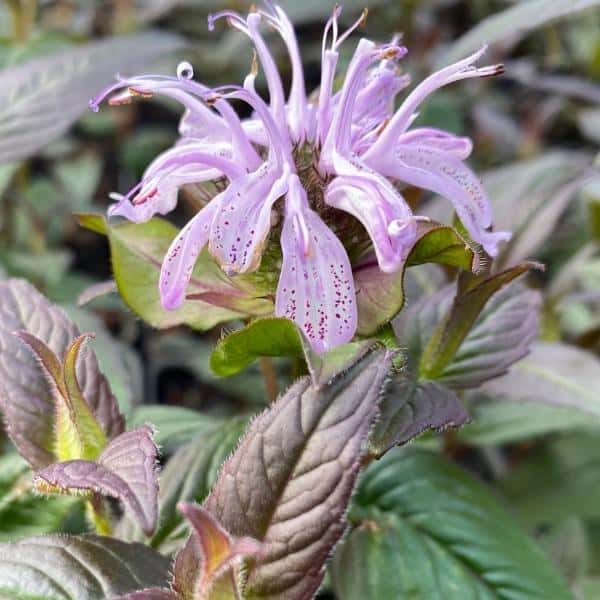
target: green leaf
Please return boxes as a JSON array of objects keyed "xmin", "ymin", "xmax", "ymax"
[
  {"xmin": 0, "ymin": 279, "xmax": 124, "ymax": 469},
  {"xmin": 0, "ymin": 32, "xmax": 185, "ymax": 162},
  {"xmin": 540, "ymin": 518, "xmax": 589, "ymax": 587},
  {"xmin": 418, "ymin": 263, "xmax": 539, "ymax": 380},
  {"xmin": 128, "ymin": 405, "xmax": 218, "ymax": 453},
  {"xmin": 77, "ymin": 214, "xmax": 272, "ymax": 331},
  {"xmin": 204, "ymin": 348, "xmax": 392, "ymax": 599},
  {"xmin": 457, "ymin": 394, "xmax": 596, "ymax": 447},
  {"xmin": 440, "ymin": 0, "xmax": 600, "ymax": 67},
  {"xmin": 0, "ymin": 534, "xmax": 171, "ymax": 599},
  {"xmin": 332, "ymin": 449, "xmax": 572, "ymax": 599},
  {"xmin": 0, "ymin": 453, "xmax": 75, "ymax": 542},
  {"xmin": 210, "ymin": 317, "xmax": 304, "ymax": 376},
  {"xmin": 355, "ymin": 221, "xmax": 478, "ymax": 336},
  {"xmin": 369, "ymin": 378, "xmax": 469, "ymax": 457},
  {"xmin": 302, "ymin": 339, "xmax": 377, "ymax": 388},
  {"xmin": 52, "ymin": 153, "xmax": 102, "ymax": 211},
  {"xmin": 500, "ymin": 432, "xmax": 600, "ymax": 526}
]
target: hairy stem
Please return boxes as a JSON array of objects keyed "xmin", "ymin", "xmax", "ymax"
[
  {"xmin": 260, "ymin": 357, "xmax": 279, "ymax": 404},
  {"xmin": 86, "ymin": 496, "xmax": 112, "ymax": 536}
]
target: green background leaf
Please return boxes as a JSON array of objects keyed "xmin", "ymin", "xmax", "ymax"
[{"xmin": 332, "ymin": 449, "xmax": 572, "ymax": 599}]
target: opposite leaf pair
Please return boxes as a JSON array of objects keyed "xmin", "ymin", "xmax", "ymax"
[
  {"xmin": 119, "ymin": 503, "xmax": 261, "ymax": 600},
  {"xmin": 0, "ymin": 279, "xmax": 159, "ymax": 536}
]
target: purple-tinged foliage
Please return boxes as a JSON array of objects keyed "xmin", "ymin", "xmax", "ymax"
[
  {"xmin": 370, "ymin": 379, "xmax": 470, "ymax": 457},
  {"xmin": 0, "ymin": 534, "xmax": 172, "ymax": 599},
  {"xmin": 92, "ymin": 3, "xmax": 509, "ymax": 352},
  {"xmin": 35, "ymin": 426, "xmax": 159, "ymax": 536},
  {"xmin": 203, "ymin": 346, "xmax": 392, "ymax": 599},
  {"xmin": 0, "ymin": 279, "xmax": 124, "ymax": 469},
  {"xmin": 0, "ymin": 279, "xmax": 159, "ymax": 536},
  {"xmin": 116, "ymin": 503, "xmax": 262, "ymax": 600},
  {"xmin": 416, "ymin": 262, "xmax": 542, "ymax": 381},
  {"xmin": 15, "ymin": 332, "xmax": 109, "ymax": 462},
  {"xmin": 437, "ymin": 282, "xmax": 542, "ymax": 388},
  {"xmin": 173, "ymin": 503, "xmax": 262, "ymax": 599}
]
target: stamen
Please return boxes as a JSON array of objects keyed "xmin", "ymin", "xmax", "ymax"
[
  {"xmin": 334, "ymin": 8, "xmax": 368, "ymax": 50},
  {"xmin": 322, "ymin": 4, "xmax": 342, "ymax": 57},
  {"xmin": 132, "ymin": 187, "xmax": 158, "ymax": 206},
  {"xmin": 208, "ymin": 10, "xmax": 249, "ymax": 33},
  {"xmin": 244, "ymin": 50, "xmax": 259, "ymax": 91}
]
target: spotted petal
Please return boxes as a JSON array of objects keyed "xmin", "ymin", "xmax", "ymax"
[
  {"xmin": 209, "ymin": 163, "xmax": 289, "ymax": 275},
  {"xmin": 109, "ymin": 141, "xmax": 241, "ymax": 224},
  {"xmin": 159, "ymin": 200, "xmax": 219, "ymax": 310},
  {"xmin": 326, "ymin": 173, "xmax": 416, "ymax": 273},
  {"xmin": 400, "ymin": 127, "xmax": 473, "ymax": 159},
  {"xmin": 367, "ymin": 143, "xmax": 510, "ymax": 256},
  {"xmin": 276, "ymin": 176, "xmax": 356, "ymax": 353}
]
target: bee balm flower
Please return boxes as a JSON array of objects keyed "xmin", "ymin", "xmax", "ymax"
[{"xmin": 91, "ymin": 2, "xmax": 509, "ymax": 353}]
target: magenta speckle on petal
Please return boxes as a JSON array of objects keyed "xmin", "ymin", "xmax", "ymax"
[{"xmin": 93, "ymin": 4, "xmax": 507, "ymax": 352}]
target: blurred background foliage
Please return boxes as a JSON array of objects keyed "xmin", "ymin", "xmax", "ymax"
[{"xmin": 0, "ymin": 0, "xmax": 599, "ymax": 597}]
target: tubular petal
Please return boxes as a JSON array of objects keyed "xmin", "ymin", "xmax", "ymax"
[
  {"xmin": 399, "ymin": 128, "xmax": 473, "ymax": 159},
  {"xmin": 159, "ymin": 200, "xmax": 220, "ymax": 310},
  {"xmin": 208, "ymin": 163, "xmax": 290, "ymax": 274},
  {"xmin": 366, "ymin": 143, "xmax": 511, "ymax": 254},
  {"xmin": 276, "ymin": 176, "xmax": 357, "ymax": 353},
  {"xmin": 326, "ymin": 175, "xmax": 416, "ymax": 273}
]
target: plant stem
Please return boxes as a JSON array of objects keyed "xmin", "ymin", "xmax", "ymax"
[
  {"xmin": 259, "ymin": 357, "xmax": 279, "ymax": 404},
  {"xmin": 86, "ymin": 497, "xmax": 112, "ymax": 536},
  {"xmin": 7, "ymin": 0, "xmax": 35, "ymax": 42}
]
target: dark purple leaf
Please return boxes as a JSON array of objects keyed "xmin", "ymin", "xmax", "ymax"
[
  {"xmin": 438, "ymin": 283, "xmax": 541, "ymax": 388},
  {"xmin": 0, "ymin": 279, "xmax": 124, "ymax": 468},
  {"xmin": 0, "ymin": 534, "xmax": 171, "ymax": 599},
  {"xmin": 370, "ymin": 379, "xmax": 470, "ymax": 457},
  {"xmin": 416, "ymin": 263, "xmax": 541, "ymax": 380},
  {"xmin": 203, "ymin": 347, "xmax": 392, "ymax": 600},
  {"xmin": 35, "ymin": 426, "xmax": 159, "ymax": 536},
  {"xmin": 99, "ymin": 426, "xmax": 159, "ymax": 535}
]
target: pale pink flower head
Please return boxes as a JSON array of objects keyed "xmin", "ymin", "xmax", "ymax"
[{"xmin": 91, "ymin": 2, "xmax": 510, "ymax": 353}]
